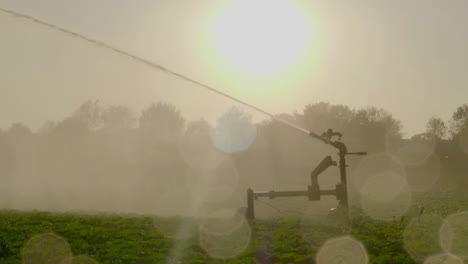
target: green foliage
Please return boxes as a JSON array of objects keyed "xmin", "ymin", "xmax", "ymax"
[
  {"xmin": 21, "ymin": 233, "xmax": 72, "ymax": 264},
  {"xmin": 2, "ymin": 192, "xmax": 468, "ymax": 264},
  {"xmin": 0, "ymin": 211, "xmax": 171, "ymax": 264},
  {"xmin": 351, "ymin": 218, "xmax": 415, "ymax": 264}
]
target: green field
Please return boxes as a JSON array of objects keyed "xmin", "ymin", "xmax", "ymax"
[{"xmin": 1, "ymin": 192, "xmax": 468, "ymax": 264}]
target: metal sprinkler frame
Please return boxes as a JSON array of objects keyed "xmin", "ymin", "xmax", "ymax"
[{"xmin": 246, "ymin": 128, "xmax": 366, "ymax": 220}]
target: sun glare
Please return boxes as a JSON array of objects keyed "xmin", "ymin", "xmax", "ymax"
[{"xmin": 212, "ymin": 0, "xmax": 309, "ymax": 75}]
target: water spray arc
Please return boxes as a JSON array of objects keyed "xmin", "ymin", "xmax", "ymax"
[{"xmin": 1, "ymin": 7, "xmax": 367, "ymax": 221}]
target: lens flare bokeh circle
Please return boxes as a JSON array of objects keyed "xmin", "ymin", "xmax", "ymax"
[
  {"xmin": 60, "ymin": 255, "xmax": 99, "ymax": 264},
  {"xmin": 403, "ymin": 214, "xmax": 444, "ymax": 262},
  {"xmin": 210, "ymin": 107, "xmax": 257, "ymax": 153},
  {"xmin": 184, "ymin": 158, "xmax": 239, "ymax": 205},
  {"xmin": 198, "ymin": 208, "xmax": 252, "ymax": 259},
  {"xmin": 359, "ymin": 171, "xmax": 412, "ymax": 221},
  {"xmin": 316, "ymin": 236, "xmax": 368, "ymax": 264},
  {"xmin": 439, "ymin": 211, "xmax": 468, "ymax": 258},
  {"xmin": 21, "ymin": 233, "xmax": 72, "ymax": 264},
  {"xmin": 424, "ymin": 253, "xmax": 463, "ymax": 264}
]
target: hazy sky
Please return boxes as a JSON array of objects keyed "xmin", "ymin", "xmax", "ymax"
[{"xmin": 1, "ymin": 0, "xmax": 467, "ymax": 137}]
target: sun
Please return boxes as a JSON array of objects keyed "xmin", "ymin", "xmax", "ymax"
[{"xmin": 212, "ymin": 0, "xmax": 310, "ymax": 75}]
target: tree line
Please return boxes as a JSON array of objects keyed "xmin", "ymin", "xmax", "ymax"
[{"xmin": 0, "ymin": 100, "xmax": 467, "ymax": 215}]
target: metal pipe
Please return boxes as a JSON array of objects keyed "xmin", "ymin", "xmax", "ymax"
[
  {"xmin": 339, "ymin": 152, "xmax": 349, "ymax": 210},
  {"xmin": 310, "ymin": 156, "xmax": 336, "ymax": 186},
  {"xmin": 319, "ymin": 189, "xmax": 336, "ymax": 196},
  {"xmin": 252, "ymin": 190, "xmax": 309, "ymax": 199}
]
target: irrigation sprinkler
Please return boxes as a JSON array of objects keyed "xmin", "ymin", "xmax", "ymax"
[
  {"xmin": 0, "ymin": 6, "xmax": 367, "ymax": 222},
  {"xmin": 246, "ymin": 129, "xmax": 366, "ymax": 221}
]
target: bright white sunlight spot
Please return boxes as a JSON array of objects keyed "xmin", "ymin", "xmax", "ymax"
[{"xmin": 212, "ymin": 0, "xmax": 309, "ymax": 75}]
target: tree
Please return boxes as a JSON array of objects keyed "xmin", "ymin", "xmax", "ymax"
[
  {"xmin": 38, "ymin": 121, "xmax": 56, "ymax": 135},
  {"xmin": 0, "ymin": 131, "xmax": 16, "ymax": 179},
  {"xmin": 139, "ymin": 102, "xmax": 185, "ymax": 144},
  {"xmin": 351, "ymin": 107, "xmax": 402, "ymax": 135},
  {"xmin": 426, "ymin": 117, "xmax": 447, "ymax": 139},
  {"xmin": 254, "ymin": 112, "xmax": 320, "ymax": 183},
  {"xmin": 53, "ymin": 118, "xmax": 88, "ymax": 138},
  {"xmin": 184, "ymin": 119, "xmax": 212, "ymax": 149},
  {"xmin": 72, "ymin": 100, "xmax": 102, "ymax": 130},
  {"xmin": 50, "ymin": 118, "xmax": 90, "ymax": 159},
  {"xmin": 349, "ymin": 107, "xmax": 402, "ymax": 152},
  {"xmin": 101, "ymin": 105, "xmax": 136, "ymax": 131},
  {"xmin": 136, "ymin": 103, "xmax": 186, "ymax": 201},
  {"xmin": 450, "ymin": 104, "xmax": 468, "ymax": 137},
  {"xmin": 302, "ymin": 102, "xmax": 354, "ymax": 133},
  {"xmin": 6, "ymin": 123, "xmax": 32, "ymax": 142},
  {"xmin": 180, "ymin": 119, "xmax": 221, "ymax": 168}
]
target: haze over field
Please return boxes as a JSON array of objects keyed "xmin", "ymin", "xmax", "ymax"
[
  {"xmin": 1, "ymin": 97, "xmax": 468, "ymax": 219},
  {"xmin": 3, "ymin": 2, "xmax": 468, "ymax": 263},
  {"xmin": 1, "ymin": 0, "xmax": 468, "ymax": 136},
  {"xmin": 1, "ymin": 0, "xmax": 468, "ymax": 220}
]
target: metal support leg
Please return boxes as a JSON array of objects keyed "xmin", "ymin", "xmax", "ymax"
[{"xmin": 246, "ymin": 188, "xmax": 255, "ymax": 220}]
